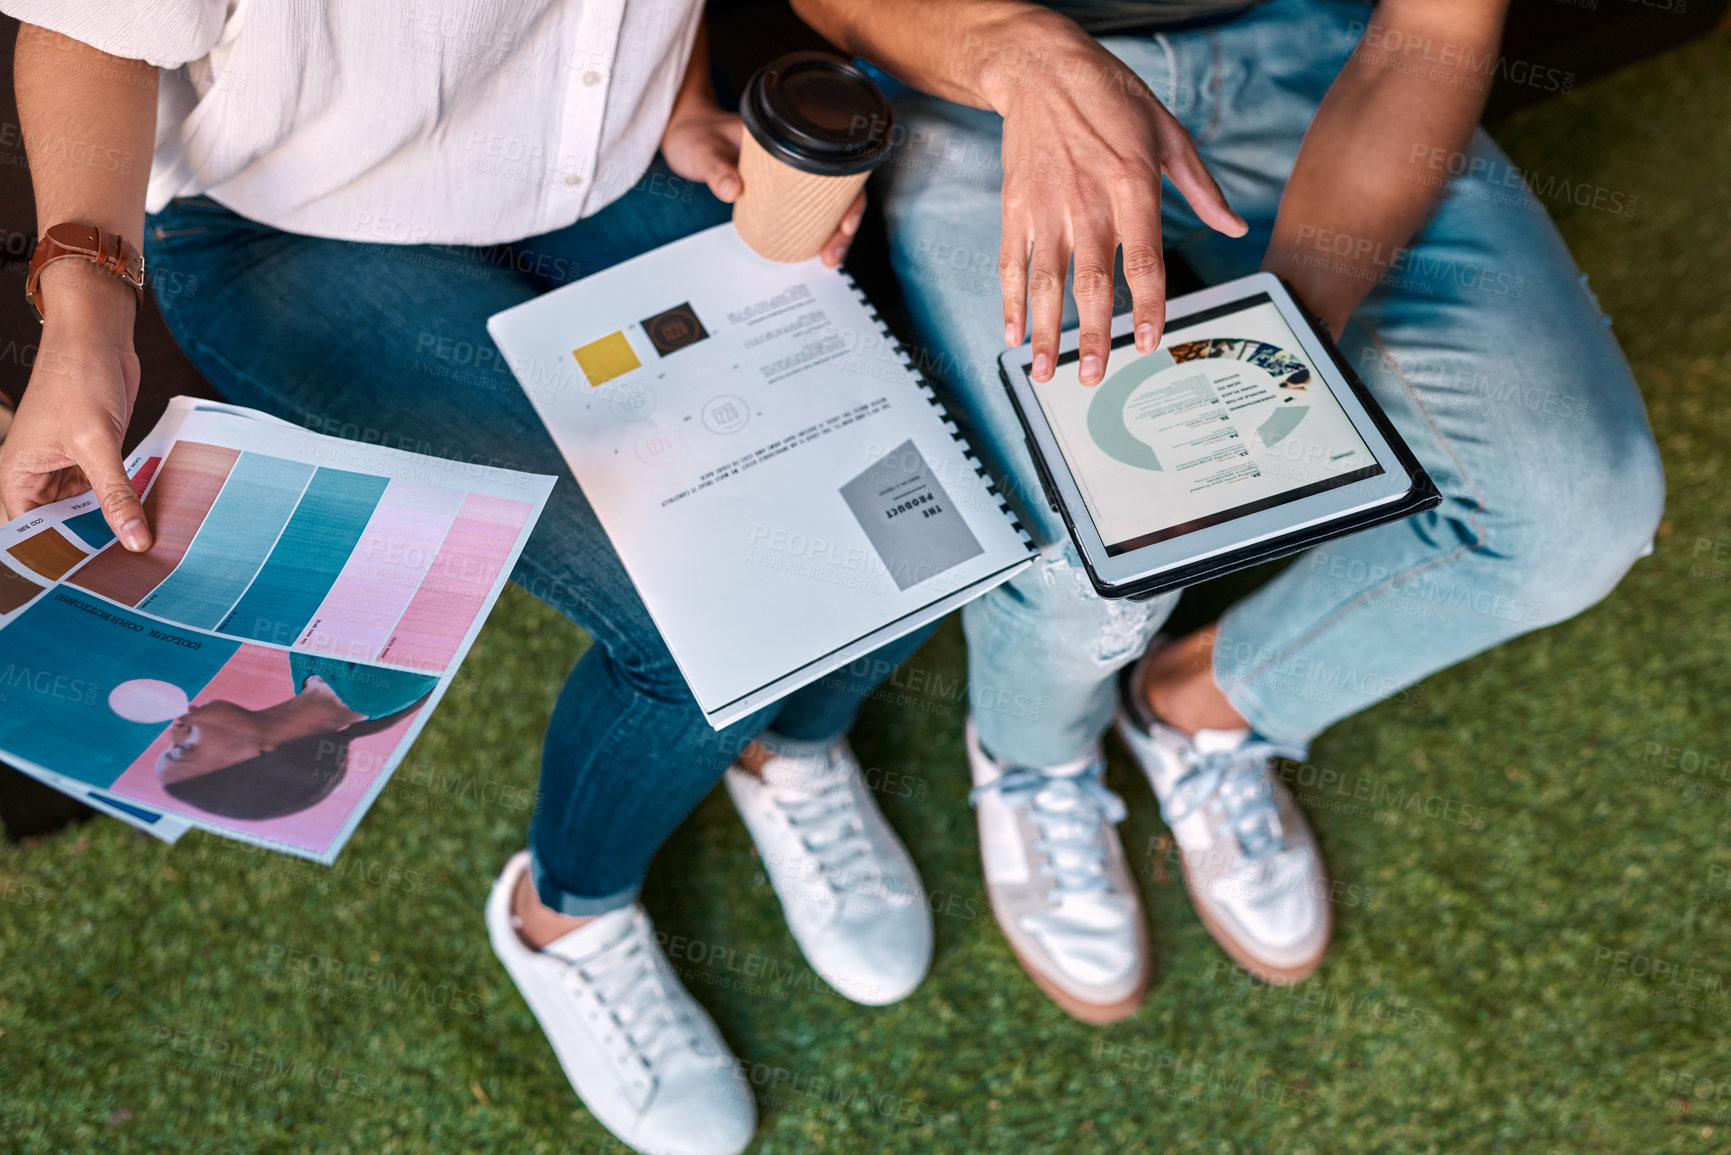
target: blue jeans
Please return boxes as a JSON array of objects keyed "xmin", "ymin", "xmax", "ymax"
[
  {"xmin": 143, "ymin": 169, "xmax": 934, "ymax": 914},
  {"xmin": 875, "ymin": 0, "xmax": 1664, "ymax": 764}
]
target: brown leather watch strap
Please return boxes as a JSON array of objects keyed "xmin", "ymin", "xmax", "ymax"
[{"xmin": 25, "ymin": 221, "xmax": 147, "ymax": 322}]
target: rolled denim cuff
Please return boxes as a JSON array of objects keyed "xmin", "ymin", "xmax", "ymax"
[
  {"xmin": 527, "ymin": 843, "xmax": 639, "ymax": 917},
  {"xmin": 750, "ymin": 729, "xmax": 836, "ymax": 761}
]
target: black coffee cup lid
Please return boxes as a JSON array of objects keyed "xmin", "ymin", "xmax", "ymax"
[{"xmin": 740, "ymin": 52, "xmax": 894, "ymax": 177}]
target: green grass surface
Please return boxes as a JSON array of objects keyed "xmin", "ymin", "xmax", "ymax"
[{"xmin": 4, "ymin": 30, "xmax": 1730, "ymax": 1154}]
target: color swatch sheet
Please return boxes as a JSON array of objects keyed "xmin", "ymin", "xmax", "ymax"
[
  {"xmin": 0, "ymin": 399, "xmax": 554, "ymax": 863},
  {"xmin": 489, "ymin": 223, "xmax": 1035, "ymax": 728}
]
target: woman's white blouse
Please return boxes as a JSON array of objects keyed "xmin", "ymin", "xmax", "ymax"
[{"xmin": 3, "ymin": 0, "xmax": 704, "ymax": 244}]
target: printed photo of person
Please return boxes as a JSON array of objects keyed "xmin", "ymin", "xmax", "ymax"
[{"xmin": 152, "ymin": 656, "xmax": 436, "ymax": 821}]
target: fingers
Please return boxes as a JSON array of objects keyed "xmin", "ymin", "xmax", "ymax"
[
  {"xmin": 0, "ymin": 469, "xmax": 26, "ymax": 523},
  {"xmin": 999, "ymin": 225, "xmax": 1030, "ymax": 351},
  {"xmin": 708, "ymin": 165, "xmax": 742, "ymax": 203},
  {"xmin": 703, "ymin": 146, "xmax": 742, "ymax": 203},
  {"xmin": 1161, "ymin": 125, "xmax": 1246, "ymax": 238},
  {"xmin": 77, "ymin": 439, "xmax": 151, "ymax": 551},
  {"xmin": 1114, "ymin": 179, "xmax": 1168, "ymax": 354},
  {"xmin": 1026, "ymin": 231, "xmax": 1068, "ymax": 383},
  {"xmin": 0, "ymin": 427, "xmax": 63, "ymax": 522},
  {"xmin": 696, "ymin": 117, "xmax": 745, "ymax": 203},
  {"xmin": 1071, "ymin": 226, "xmax": 1116, "ymax": 386},
  {"xmin": 819, "ymin": 189, "xmax": 867, "ymax": 268},
  {"xmin": 999, "ymin": 105, "xmax": 1241, "ymax": 380}
]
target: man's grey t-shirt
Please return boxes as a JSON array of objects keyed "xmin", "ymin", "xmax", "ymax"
[{"xmin": 1041, "ymin": 0, "xmax": 1263, "ymax": 32}]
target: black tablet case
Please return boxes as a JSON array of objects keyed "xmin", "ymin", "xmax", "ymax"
[{"xmin": 1002, "ymin": 283, "xmax": 1442, "ymax": 600}]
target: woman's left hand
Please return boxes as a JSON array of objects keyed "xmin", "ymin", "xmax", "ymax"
[{"xmin": 660, "ymin": 106, "xmax": 866, "ymax": 268}]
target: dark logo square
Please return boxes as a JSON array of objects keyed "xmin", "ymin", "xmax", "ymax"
[{"xmin": 641, "ymin": 302, "xmax": 709, "ymax": 357}]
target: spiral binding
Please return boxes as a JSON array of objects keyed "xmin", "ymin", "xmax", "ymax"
[{"xmin": 838, "ymin": 269, "xmax": 1036, "ymax": 554}]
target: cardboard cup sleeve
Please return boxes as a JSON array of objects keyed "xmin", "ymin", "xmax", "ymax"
[{"xmin": 732, "ymin": 132, "xmax": 871, "ymax": 264}]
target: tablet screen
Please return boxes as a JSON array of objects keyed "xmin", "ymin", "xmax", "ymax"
[{"xmin": 1028, "ymin": 293, "xmax": 1383, "ymax": 556}]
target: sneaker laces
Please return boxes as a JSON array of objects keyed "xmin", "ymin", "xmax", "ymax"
[
  {"xmin": 1160, "ymin": 739, "xmax": 1305, "ymax": 865},
  {"xmin": 568, "ymin": 916, "xmax": 702, "ymax": 1073},
  {"xmin": 767, "ymin": 748, "xmax": 881, "ymax": 898},
  {"xmin": 970, "ymin": 759, "xmax": 1127, "ymax": 904}
]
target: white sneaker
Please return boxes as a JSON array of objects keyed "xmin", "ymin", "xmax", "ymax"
[
  {"xmin": 1114, "ymin": 650, "xmax": 1332, "ymax": 984},
  {"xmin": 966, "ymin": 719, "xmax": 1149, "ymax": 1023},
  {"xmin": 485, "ymin": 853, "xmax": 756, "ymax": 1155},
  {"xmin": 725, "ymin": 739, "xmax": 931, "ymax": 1005}
]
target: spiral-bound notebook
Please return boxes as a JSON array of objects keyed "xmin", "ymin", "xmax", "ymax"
[{"xmin": 488, "ymin": 223, "xmax": 1035, "ymax": 728}]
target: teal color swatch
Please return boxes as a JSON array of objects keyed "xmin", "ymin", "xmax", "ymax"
[
  {"xmin": 63, "ymin": 509, "xmax": 116, "ymax": 550},
  {"xmin": 138, "ymin": 453, "xmax": 315, "ymax": 630},
  {"xmin": 218, "ymin": 468, "xmax": 388, "ymax": 646}
]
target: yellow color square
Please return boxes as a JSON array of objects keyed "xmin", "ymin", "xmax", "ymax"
[{"xmin": 573, "ymin": 331, "xmax": 641, "ymax": 386}]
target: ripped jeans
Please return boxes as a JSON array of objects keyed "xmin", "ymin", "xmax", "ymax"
[
  {"xmin": 878, "ymin": 0, "xmax": 1664, "ymax": 766},
  {"xmin": 963, "ymin": 546, "xmax": 1178, "ymax": 767}
]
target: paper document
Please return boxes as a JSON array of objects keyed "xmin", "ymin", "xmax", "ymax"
[
  {"xmin": 489, "ymin": 224, "xmax": 1034, "ymax": 727},
  {"xmin": 0, "ymin": 398, "xmax": 555, "ymax": 862}
]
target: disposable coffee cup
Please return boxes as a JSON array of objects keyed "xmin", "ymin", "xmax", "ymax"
[{"xmin": 734, "ymin": 52, "xmax": 894, "ymax": 263}]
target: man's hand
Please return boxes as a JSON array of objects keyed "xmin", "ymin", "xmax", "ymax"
[
  {"xmin": 0, "ymin": 262, "xmax": 148, "ymax": 550},
  {"xmin": 988, "ymin": 33, "xmax": 1248, "ymax": 385},
  {"xmin": 788, "ymin": 2, "xmax": 1246, "ymax": 385},
  {"xmin": 989, "ymin": 35, "xmax": 1247, "ymax": 385}
]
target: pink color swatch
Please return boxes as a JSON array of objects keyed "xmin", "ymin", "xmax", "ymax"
[
  {"xmin": 295, "ymin": 480, "xmax": 466, "ymax": 661},
  {"xmin": 375, "ymin": 493, "xmax": 533, "ymax": 671}
]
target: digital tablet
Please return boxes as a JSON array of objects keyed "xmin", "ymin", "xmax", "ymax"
[{"xmin": 999, "ymin": 272, "xmax": 1441, "ymax": 599}]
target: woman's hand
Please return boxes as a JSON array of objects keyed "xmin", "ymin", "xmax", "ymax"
[
  {"xmin": 986, "ymin": 25, "xmax": 1246, "ymax": 385},
  {"xmin": 0, "ymin": 262, "xmax": 149, "ymax": 549},
  {"xmin": 660, "ymin": 105, "xmax": 867, "ymax": 269}
]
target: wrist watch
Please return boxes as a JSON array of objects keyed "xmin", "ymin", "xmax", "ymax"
[{"xmin": 24, "ymin": 221, "xmax": 147, "ymax": 322}]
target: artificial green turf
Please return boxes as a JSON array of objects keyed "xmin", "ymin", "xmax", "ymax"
[{"xmin": 4, "ymin": 29, "xmax": 1730, "ymax": 1155}]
